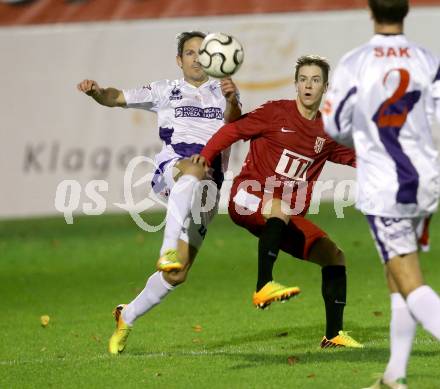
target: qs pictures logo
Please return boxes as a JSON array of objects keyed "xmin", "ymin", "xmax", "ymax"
[{"xmin": 54, "ymin": 156, "xmax": 168, "ymax": 232}]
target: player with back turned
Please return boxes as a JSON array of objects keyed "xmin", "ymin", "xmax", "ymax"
[
  {"xmin": 323, "ymin": 1, "xmax": 440, "ymax": 388},
  {"xmin": 194, "ymin": 55, "xmax": 363, "ymax": 348}
]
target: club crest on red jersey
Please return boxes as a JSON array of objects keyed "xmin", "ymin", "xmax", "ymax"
[{"xmin": 314, "ymin": 137, "xmax": 326, "ymax": 153}]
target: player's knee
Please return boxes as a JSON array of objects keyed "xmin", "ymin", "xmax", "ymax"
[
  {"xmin": 188, "ymin": 165, "xmax": 205, "ymax": 180},
  {"xmin": 163, "ymin": 268, "xmax": 189, "ymax": 286},
  {"xmin": 176, "ymin": 160, "xmax": 205, "ymax": 181},
  {"xmin": 331, "ymin": 247, "xmax": 346, "ymax": 266},
  {"xmin": 321, "ymin": 240, "xmax": 345, "ymax": 266},
  {"xmin": 309, "ymin": 237, "xmax": 346, "ymax": 266}
]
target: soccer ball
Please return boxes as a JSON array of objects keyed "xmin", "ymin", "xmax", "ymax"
[{"xmin": 198, "ymin": 32, "xmax": 244, "ymax": 78}]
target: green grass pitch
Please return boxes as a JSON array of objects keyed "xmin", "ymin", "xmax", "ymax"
[{"xmin": 1, "ymin": 205, "xmax": 439, "ymax": 388}]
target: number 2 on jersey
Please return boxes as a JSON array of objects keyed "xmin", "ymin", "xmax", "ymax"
[
  {"xmin": 372, "ymin": 68, "xmax": 421, "ymax": 204},
  {"xmin": 374, "ymin": 68, "xmax": 420, "ymax": 129}
]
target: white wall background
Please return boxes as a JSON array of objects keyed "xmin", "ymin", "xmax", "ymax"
[{"xmin": 1, "ymin": 7, "xmax": 439, "ymax": 219}]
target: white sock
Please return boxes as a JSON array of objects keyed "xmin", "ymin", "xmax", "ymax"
[
  {"xmin": 122, "ymin": 272, "xmax": 174, "ymax": 326},
  {"xmin": 383, "ymin": 293, "xmax": 417, "ymax": 382},
  {"xmin": 160, "ymin": 174, "xmax": 199, "ymax": 255},
  {"xmin": 406, "ymin": 285, "xmax": 440, "ymax": 340}
]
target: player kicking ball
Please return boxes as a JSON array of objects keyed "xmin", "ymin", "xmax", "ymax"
[
  {"xmin": 193, "ymin": 55, "xmax": 363, "ymax": 348},
  {"xmin": 77, "ymin": 31, "xmax": 241, "ymax": 354},
  {"xmin": 324, "ymin": 1, "xmax": 440, "ymax": 388}
]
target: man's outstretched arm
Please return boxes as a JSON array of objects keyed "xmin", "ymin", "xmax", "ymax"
[{"xmin": 77, "ymin": 79, "xmax": 126, "ymax": 107}]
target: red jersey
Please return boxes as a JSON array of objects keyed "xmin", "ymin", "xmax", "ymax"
[{"xmin": 201, "ymin": 100, "xmax": 355, "ymax": 215}]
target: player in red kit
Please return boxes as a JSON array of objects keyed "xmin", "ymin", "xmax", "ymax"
[{"xmin": 194, "ymin": 55, "xmax": 362, "ymax": 348}]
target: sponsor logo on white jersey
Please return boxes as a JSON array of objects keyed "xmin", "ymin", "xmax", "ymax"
[{"xmin": 169, "ymin": 86, "xmax": 183, "ymax": 100}]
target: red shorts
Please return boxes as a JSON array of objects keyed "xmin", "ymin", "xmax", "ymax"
[{"xmin": 228, "ymin": 179, "xmax": 327, "ymax": 259}]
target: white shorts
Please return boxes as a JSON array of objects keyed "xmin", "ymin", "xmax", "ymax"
[
  {"xmin": 158, "ymin": 158, "xmax": 220, "ymax": 250},
  {"xmin": 366, "ymin": 215, "xmax": 432, "ymax": 263}
]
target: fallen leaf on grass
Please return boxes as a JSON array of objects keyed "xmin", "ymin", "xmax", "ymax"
[
  {"xmin": 92, "ymin": 335, "xmax": 101, "ymax": 343},
  {"xmin": 40, "ymin": 315, "xmax": 50, "ymax": 327},
  {"xmin": 193, "ymin": 324, "xmax": 202, "ymax": 332},
  {"xmin": 287, "ymin": 356, "xmax": 299, "ymax": 365}
]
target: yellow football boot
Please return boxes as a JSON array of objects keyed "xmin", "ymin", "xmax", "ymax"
[
  {"xmin": 108, "ymin": 304, "xmax": 132, "ymax": 355},
  {"xmin": 156, "ymin": 249, "xmax": 183, "ymax": 272},
  {"xmin": 252, "ymin": 281, "xmax": 301, "ymax": 309},
  {"xmin": 320, "ymin": 330, "xmax": 364, "ymax": 348}
]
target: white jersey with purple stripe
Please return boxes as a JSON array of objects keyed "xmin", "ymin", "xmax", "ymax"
[
  {"xmin": 323, "ymin": 34, "xmax": 440, "ymax": 217},
  {"xmin": 123, "ymin": 78, "xmax": 230, "ymax": 193}
]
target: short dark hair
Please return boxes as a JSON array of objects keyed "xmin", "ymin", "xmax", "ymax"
[
  {"xmin": 368, "ymin": 0, "xmax": 408, "ymax": 24},
  {"xmin": 294, "ymin": 55, "xmax": 330, "ymax": 83},
  {"xmin": 176, "ymin": 31, "xmax": 206, "ymax": 57}
]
